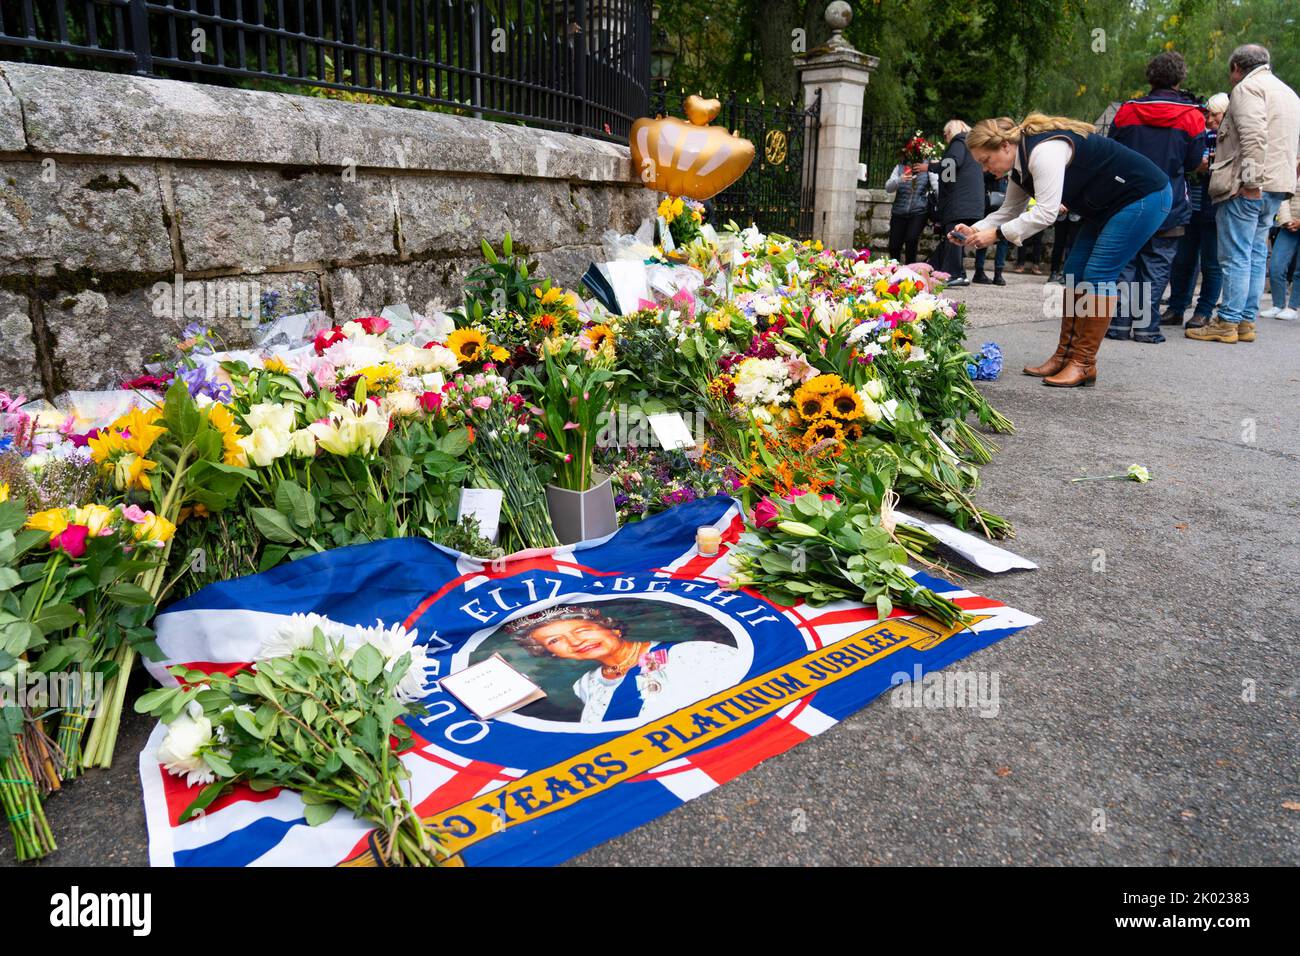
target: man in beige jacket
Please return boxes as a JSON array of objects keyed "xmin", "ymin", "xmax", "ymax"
[{"xmin": 1188, "ymin": 44, "xmax": 1300, "ymax": 344}]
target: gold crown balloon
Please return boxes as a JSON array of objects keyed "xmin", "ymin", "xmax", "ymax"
[{"xmin": 630, "ymin": 94, "xmax": 755, "ymax": 200}]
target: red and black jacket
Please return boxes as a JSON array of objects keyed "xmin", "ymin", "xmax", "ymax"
[{"xmin": 1108, "ymin": 89, "xmax": 1207, "ymax": 231}]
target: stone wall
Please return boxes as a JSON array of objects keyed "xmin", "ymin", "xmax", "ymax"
[{"xmin": 0, "ymin": 63, "xmax": 656, "ymax": 398}]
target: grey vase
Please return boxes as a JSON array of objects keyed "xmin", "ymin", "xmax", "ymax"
[{"xmin": 544, "ymin": 472, "xmax": 618, "ymax": 545}]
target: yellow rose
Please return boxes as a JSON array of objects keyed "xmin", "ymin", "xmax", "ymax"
[
  {"xmin": 73, "ymin": 504, "xmax": 116, "ymax": 537},
  {"xmin": 133, "ymin": 512, "xmax": 177, "ymax": 545},
  {"xmin": 26, "ymin": 508, "xmax": 71, "ymax": 537}
]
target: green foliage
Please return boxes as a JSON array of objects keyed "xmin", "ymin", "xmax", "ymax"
[{"xmin": 135, "ymin": 630, "xmax": 443, "ymax": 865}]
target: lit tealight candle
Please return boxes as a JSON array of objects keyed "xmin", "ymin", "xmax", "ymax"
[{"xmin": 696, "ymin": 526, "xmax": 721, "ymax": 557}]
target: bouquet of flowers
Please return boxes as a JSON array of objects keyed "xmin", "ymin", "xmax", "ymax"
[
  {"xmin": 900, "ymin": 130, "xmax": 941, "ymax": 166},
  {"xmin": 515, "ymin": 336, "xmax": 628, "ymax": 491},
  {"xmin": 729, "ymin": 492, "xmax": 969, "ymax": 628},
  {"xmin": 442, "ymin": 368, "xmax": 558, "ymax": 551},
  {"xmin": 136, "ymin": 615, "xmax": 443, "ymax": 866},
  {"xmin": 658, "ymin": 195, "xmax": 705, "ymax": 248}
]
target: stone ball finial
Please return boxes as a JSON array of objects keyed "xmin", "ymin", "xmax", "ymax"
[{"xmin": 825, "ymin": 0, "xmax": 852, "ymax": 32}]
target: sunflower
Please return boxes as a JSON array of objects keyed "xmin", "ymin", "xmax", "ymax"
[
  {"xmin": 446, "ymin": 327, "xmax": 488, "ymax": 363},
  {"xmin": 802, "ymin": 416, "xmax": 844, "ymax": 446},
  {"xmin": 87, "ymin": 428, "xmax": 130, "ymax": 466},
  {"xmin": 891, "ymin": 327, "xmax": 914, "ymax": 356},
  {"xmin": 583, "ymin": 324, "xmax": 614, "ymax": 351},
  {"xmin": 792, "ymin": 383, "xmax": 831, "ymax": 421},
  {"xmin": 535, "ymin": 286, "xmax": 578, "ymax": 309},
  {"xmin": 828, "ymin": 385, "xmax": 864, "ymax": 420},
  {"xmin": 803, "ymin": 373, "xmax": 844, "ymax": 396},
  {"xmin": 843, "ymin": 422, "xmax": 864, "ymax": 441},
  {"xmin": 113, "ymin": 453, "xmax": 158, "ymax": 492},
  {"xmin": 263, "ymin": 356, "xmax": 291, "ymax": 374}
]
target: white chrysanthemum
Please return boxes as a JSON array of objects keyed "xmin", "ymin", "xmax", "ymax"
[
  {"xmin": 343, "ymin": 619, "xmax": 435, "ymax": 702},
  {"xmin": 258, "ymin": 612, "xmax": 345, "ymax": 660},
  {"xmin": 732, "ymin": 357, "xmax": 791, "ymax": 407},
  {"xmin": 157, "ymin": 701, "xmax": 216, "ymax": 787}
]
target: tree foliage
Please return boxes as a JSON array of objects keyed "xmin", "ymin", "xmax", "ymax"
[{"xmin": 656, "ymin": 0, "xmax": 1298, "ymax": 125}]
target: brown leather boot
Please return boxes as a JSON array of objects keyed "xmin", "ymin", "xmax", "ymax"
[
  {"xmin": 1044, "ymin": 295, "xmax": 1114, "ymax": 388},
  {"xmin": 1024, "ymin": 287, "xmax": 1079, "ymax": 377}
]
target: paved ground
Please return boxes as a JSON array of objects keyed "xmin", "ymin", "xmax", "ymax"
[{"xmin": 5, "ymin": 273, "xmax": 1298, "ymax": 867}]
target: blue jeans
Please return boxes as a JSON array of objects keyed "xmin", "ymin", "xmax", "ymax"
[
  {"xmin": 1268, "ymin": 227, "xmax": 1300, "ymax": 309},
  {"xmin": 1216, "ymin": 192, "xmax": 1286, "ymax": 324},
  {"xmin": 1111, "ymin": 234, "xmax": 1180, "ymax": 337},
  {"xmin": 974, "ymin": 238, "xmax": 1009, "ymax": 275},
  {"xmin": 1167, "ymin": 218, "xmax": 1223, "ymax": 317},
  {"xmin": 1063, "ymin": 183, "xmax": 1173, "ymax": 286}
]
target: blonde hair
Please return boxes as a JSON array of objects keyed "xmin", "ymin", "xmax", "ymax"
[
  {"xmin": 966, "ymin": 112, "xmax": 1097, "ymax": 152},
  {"xmin": 943, "ymin": 119, "xmax": 971, "ymax": 140},
  {"xmin": 1206, "ymin": 92, "xmax": 1229, "ymax": 115}
]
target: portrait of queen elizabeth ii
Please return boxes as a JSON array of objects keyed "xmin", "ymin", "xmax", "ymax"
[{"xmin": 505, "ymin": 604, "xmax": 747, "ymax": 724}]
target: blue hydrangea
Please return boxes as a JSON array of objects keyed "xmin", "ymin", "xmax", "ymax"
[{"xmin": 968, "ymin": 341, "xmax": 1003, "ymax": 381}]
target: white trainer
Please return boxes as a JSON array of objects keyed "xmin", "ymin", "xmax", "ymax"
[
  {"xmin": 1258, "ymin": 306, "xmax": 1281, "ymax": 319},
  {"xmin": 1276, "ymin": 308, "xmax": 1299, "ymax": 321}
]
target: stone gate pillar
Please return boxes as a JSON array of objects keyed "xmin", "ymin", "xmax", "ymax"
[{"xmin": 795, "ymin": 2, "xmax": 877, "ymax": 249}]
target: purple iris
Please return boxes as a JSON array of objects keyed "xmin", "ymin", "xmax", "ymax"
[{"xmin": 178, "ymin": 365, "xmax": 231, "ymax": 401}]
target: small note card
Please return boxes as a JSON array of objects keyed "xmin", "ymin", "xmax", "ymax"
[
  {"xmin": 458, "ymin": 487, "xmax": 504, "ymax": 543},
  {"xmin": 439, "ymin": 654, "xmax": 547, "ymax": 721},
  {"xmin": 648, "ymin": 412, "xmax": 697, "ymax": 451}
]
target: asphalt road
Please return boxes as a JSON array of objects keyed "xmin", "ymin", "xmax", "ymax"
[{"xmin": 5, "ymin": 273, "xmax": 1298, "ymax": 867}]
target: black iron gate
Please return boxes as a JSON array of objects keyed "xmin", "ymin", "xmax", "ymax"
[{"xmin": 649, "ymin": 88, "xmax": 821, "ymax": 239}]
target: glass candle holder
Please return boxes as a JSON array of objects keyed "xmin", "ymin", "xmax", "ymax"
[{"xmin": 696, "ymin": 526, "xmax": 721, "ymax": 557}]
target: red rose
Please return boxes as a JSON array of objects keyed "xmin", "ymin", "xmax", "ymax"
[
  {"xmin": 418, "ymin": 391, "xmax": 443, "ymax": 413},
  {"xmin": 752, "ymin": 497, "xmax": 780, "ymax": 530},
  {"xmin": 355, "ymin": 315, "xmax": 391, "ymax": 335},
  {"xmin": 313, "ymin": 326, "xmax": 346, "ymax": 355},
  {"xmin": 50, "ymin": 524, "xmax": 90, "ymax": 558}
]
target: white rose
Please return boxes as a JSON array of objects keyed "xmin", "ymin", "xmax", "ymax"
[
  {"xmin": 157, "ymin": 701, "xmax": 216, "ymax": 786},
  {"xmin": 237, "ymin": 426, "xmax": 292, "ymax": 467},
  {"xmin": 288, "ymin": 428, "xmax": 317, "ymax": 458},
  {"xmin": 383, "ymin": 390, "xmax": 420, "ymax": 418},
  {"xmin": 244, "ymin": 401, "xmax": 296, "ymax": 433},
  {"xmin": 863, "ymin": 379, "xmax": 886, "ymax": 401},
  {"xmin": 859, "ymin": 394, "xmax": 883, "ymax": 424}
]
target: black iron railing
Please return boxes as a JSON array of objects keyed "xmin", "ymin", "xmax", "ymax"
[
  {"xmin": 0, "ymin": 0, "xmax": 652, "ymax": 142},
  {"xmin": 650, "ymin": 88, "xmax": 821, "ymax": 240}
]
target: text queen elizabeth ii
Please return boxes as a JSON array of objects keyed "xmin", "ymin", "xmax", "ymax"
[{"xmin": 506, "ymin": 606, "xmax": 746, "ymax": 724}]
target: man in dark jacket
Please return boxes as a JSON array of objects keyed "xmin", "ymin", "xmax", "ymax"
[
  {"xmin": 1106, "ymin": 51, "xmax": 1207, "ymax": 342},
  {"xmin": 932, "ymin": 120, "xmax": 985, "ymax": 285}
]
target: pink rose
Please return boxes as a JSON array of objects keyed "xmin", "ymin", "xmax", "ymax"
[{"xmin": 121, "ymin": 504, "xmax": 149, "ymax": 524}]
